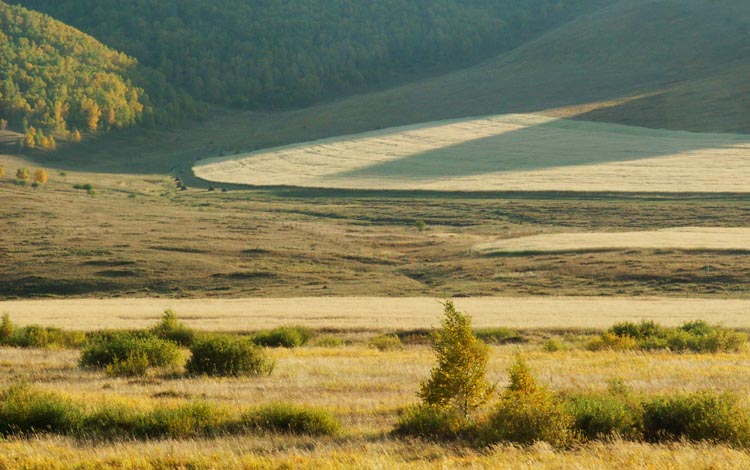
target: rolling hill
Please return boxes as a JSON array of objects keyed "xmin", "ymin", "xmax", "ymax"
[{"xmin": 8, "ymin": 0, "xmax": 750, "ymax": 179}]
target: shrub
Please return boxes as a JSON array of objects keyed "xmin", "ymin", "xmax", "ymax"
[
  {"xmin": 0, "ymin": 383, "xmax": 82, "ymax": 436},
  {"xmin": 392, "ymin": 405, "xmax": 466, "ymax": 440},
  {"xmin": 586, "ymin": 332, "xmax": 639, "ymax": 351},
  {"xmin": 0, "ymin": 313, "xmax": 15, "ymax": 343},
  {"xmin": 10, "ymin": 325, "xmax": 86, "ymax": 349},
  {"xmin": 138, "ymin": 402, "xmax": 230, "ymax": 439},
  {"xmin": 543, "ymin": 339, "xmax": 566, "ymax": 352},
  {"xmin": 73, "ymin": 183, "xmax": 93, "ymax": 191},
  {"xmin": 610, "ymin": 320, "xmax": 664, "ymax": 340},
  {"xmin": 368, "ymin": 334, "xmax": 403, "ymax": 351},
  {"xmin": 80, "ymin": 331, "xmax": 181, "ymax": 373},
  {"xmin": 567, "ymin": 394, "xmax": 641, "ymax": 440},
  {"xmin": 151, "ymin": 308, "xmax": 195, "ymax": 347},
  {"xmin": 473, "ymin": 327, "xmax": 525, "ymax": 344},
  {"xmin": 642, "ymin": 391, "xmax": 750, "ymax": 446},
  {"xmin": 479, "ymin": 356, "xmax": 573, "ymax": 447},
  {"xmin": 418, "ymin": 301, "xmax": 494, "ymax": 418},
  {"xmin": 186, "ymin": 335, "xmax": 274, "ymax": 377},
  {"xmin": 242, "ymin": 403, "xmax": 340, "ymax": 436},
  {"xmin": 589, "ymin": 320, "xmax": 746, "ymax": 353},
  {"xmin": 106, "ymin": 350, "xmax": 151, "ymax": 377},
  {"xmin": 252, "ymin": 325, "xmax": 313, "ymax": 348}
]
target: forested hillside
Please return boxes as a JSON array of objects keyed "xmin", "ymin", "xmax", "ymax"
[
  {"xmin": 0, "ymin": 2, "xmax": 151, "ymax": 139},
  {"xmin": 15, "ymin": 0, "xmax": 612, "ymax": 109}
]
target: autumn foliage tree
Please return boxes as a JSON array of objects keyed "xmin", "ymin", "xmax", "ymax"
[{"xmin": 33, "ymin": 169, "xmax": 48, "ymax": 185}]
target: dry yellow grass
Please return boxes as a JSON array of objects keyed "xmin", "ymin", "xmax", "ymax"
[
  {"xmin": 4, "ymin": 296, "xmax": 750, "ymax": 331},
  {"xmin": 4, "ymin": 344, "xmax": 750, "ymax": 468},
  {"xmin": 193, "ymin": 113, "xmax": 750, "ymax": 192},
  {"xmin": 475, "ymin": 226, "xmax": 750, "ymax": 254},
  {"xmin": 2, "ymin": 437, "xmax": 750, "ymax": 469}
]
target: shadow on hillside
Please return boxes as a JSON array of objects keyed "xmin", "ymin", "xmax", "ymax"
[{"xmin": 335, "ymin": 117, "xmax": 750, "ymax": 180}]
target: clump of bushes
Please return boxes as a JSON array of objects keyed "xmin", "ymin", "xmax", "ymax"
[
  {"xmin": 151, "ymin": 308, "xmax": 195, "ymax": 347},
  {"xmin": 186, "ymin": 335, "xmax": 274, "ymax": 377},
  {"xmin": 0, "ymin": 383, "xmax": 340, "ymax": 440},
  {"xmin": 587, "ymin": 320, "xmax": 746, "ymax": 353},
  {"xmin": 0, "ymin": 383, "xmax": 82, "ymax": 436},
  {"xmin": 80, "ymin": 331, "xmax": 182, "ymax": 375},
  {"xmin": 642, "ymin": 391, "xmax": 750, "ymax": 446},
  {"xmin": 393, "ymin": 405, "xmax": 466, "ymax": 441},
  {"xmin": 0, "ymin": 315, "xmax": 85, "ymax": 349},
  {"xmin": 252, "ymin": 325, "xmax": 313, "ymax": 348},
  {"xmin": 242, "ymin": 403, "xmax": 341, "ymax": 436},
  {"xmin": 567, "ymin": 393, "xmax": 642, "ymax": 440},
  {"xmin": 478, "ymin": 356, "xmax": 573, "ymax": 447}
]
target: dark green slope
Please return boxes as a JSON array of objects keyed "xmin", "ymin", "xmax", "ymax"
[{"xmin": 14, "ymin": 0, "xmax": 614, "ymax": 109}]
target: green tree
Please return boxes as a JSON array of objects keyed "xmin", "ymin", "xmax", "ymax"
[{"xmin": 418, "ymin": 300, "xmax": 494, "ymax": 418}]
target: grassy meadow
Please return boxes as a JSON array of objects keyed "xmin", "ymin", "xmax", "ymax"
[{"xmin": 3, "ymin": 318, "xmax": 750, "ymax": 468}]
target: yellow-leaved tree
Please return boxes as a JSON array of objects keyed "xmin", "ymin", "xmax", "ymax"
[
  {"xmin": 418, "ymin": 300, "xmax": 494, "ymax": 418},
  {"xmin": 33, "ymin": 169, "xmax": 48, "ymax": 185}
]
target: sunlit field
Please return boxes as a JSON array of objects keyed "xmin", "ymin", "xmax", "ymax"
[
  {"xmin": 194, "ymin": 114, "xmax": 750, "ymax": 192},
  {"xmin": 4, "ymin": 296, "xmax": 750, "ymax": 331},
  {"xmin": 475, "ymin": 227, "xmax": 750, "ymax": 255}
]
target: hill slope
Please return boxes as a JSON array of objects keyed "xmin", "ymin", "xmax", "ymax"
[
  {"xmin": 0, "ymin": 1, "xmax": 149, "ymax": 137},
  {"xmin": 14, "ymin": 0, "xmax": 613, "ymax": 109},
  {"xmin": 24, "ymin": 0, "xmax": 750, "ymax": 175}
]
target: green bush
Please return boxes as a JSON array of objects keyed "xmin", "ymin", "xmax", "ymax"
[
  {"xmin": 0, "ymin": 383, "xmax": 82, "ymax": 436},
  {"xmin": 242, "ymin": 403, "xmax": 340, "ymax": 436},
  {"xmin": 252, "ymin": 325, "xmax": 313, "ymax": 348},
  {"xmin": 610, "ymin": 320, "xmax": 664, "ymax": 340},
  {"xmin": 392, "ymin": 405, "xmax": 466, "ymax": 441},
  {"xmin": 368, "ymin": 334, "xmax": 403, "ymax": 351},
  {"xmin": 151, "ymin": 308, "xmax": 195, "ymax": 347},
  {"xmin": 186, "ymin": 335, "xmax": 274, "ymax": 377},
  {"xmin": 479, "ymin": 356, "xmax": 573, "ymax": 447},
  {"xmin": 10, "ymin": 325, "xmax": 86, "ymax": 349},
  {"xmin": 567, "ymin": 394, "xmax": 641, "ymax": 440},
  {"xmin": 0, "ymin": 313, "xmax": 15, "ymax": 343},
  {"xmin": 105, "ymin": 350, "xmax": 151, "ymax": 377},
  {"xmin": 642, "ymin": 391, "xmax": 750, "ymax": 446},
  {"xmin": 136, "ymin": 402, "xmax": 230, "ymax": 439},
  {"xmin": 80, "ymin": 331, "xmax": 181, "ymax": 373}
]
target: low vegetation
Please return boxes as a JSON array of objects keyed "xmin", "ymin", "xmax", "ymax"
[
  {"xmin": 251, "ymin": 325, "xmax": 313, "ymax": 348},
  {"xmin": 79, "ymin": 331, "xmax": 181, "ymax": 375},
  {"xmin": 587, "ymin": 320, "xmax": 747, "ymax": 353},
  {"xmin": 0, "ymin": 382, "xmax": 340, "ymax": 440},
  {"xmin": 186, "ymin": 335, "xmax": 274, "ymax": 377}
]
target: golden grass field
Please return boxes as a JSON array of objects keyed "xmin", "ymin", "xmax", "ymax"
[
  {"xmin": 4, "ymin": 342, "xmax": 750, "ymax": 468},
  {"xmin": 475, "ymin": 227, "xmax": 750, "ymax": 254},
  {"xmin": 4, "ymin": 296, "xmax": 750, "ymax": 331},
  {"xmin": 193, "ymin": 113, "xmax": 750, "ymax": 192}
]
